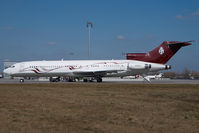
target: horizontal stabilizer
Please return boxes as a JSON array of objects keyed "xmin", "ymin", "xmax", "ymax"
[{"xmin": 166, "ymin": 40, "xmax": 193, "ymax": 47}]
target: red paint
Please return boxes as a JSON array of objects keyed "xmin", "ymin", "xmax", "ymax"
[
  {"xmin": 32, "ymin": 70, "xmax": 39, "ymax": 74},
  {"xmin": 69, "ymin": 66, "xmax": 75, "ymax": 70},
  {"xmin": 35, "ymin": 68, "xmax": 40, "ymax": 72},
  {"xmin": 126, "ymin": 41, "xmax": 192, "ymax": 64}
]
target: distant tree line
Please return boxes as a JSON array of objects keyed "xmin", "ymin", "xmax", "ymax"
[{"xmin": 163, "ymin": 68, "xmax": 199, "ymax": 79}]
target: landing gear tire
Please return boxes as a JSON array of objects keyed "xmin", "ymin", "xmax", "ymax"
[
  {"xmin": 68, "ymin": 78, "xmax": 77, "ymax": 82},
  {"xmin": 68, "ymin": 79, "xmax": 73, "ymax": 82},
  {"xmin": 20, "ymin": 79, "xmax": 24, "ymax": 83},
  {"xmin": 49, "ymin": 77, "xmax": 60, "ymax": 82},
  {"xmin": 96, "ymin": 78, "xmax": 102, "ymax": 83},
  {"xmin": 83, "ymin": 79, "xmax": 88, "ymax": 82}
]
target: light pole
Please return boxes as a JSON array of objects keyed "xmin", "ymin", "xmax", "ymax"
[{"xmin": 87, "ymin": 22, "xmax": 93, "ymax": 59}]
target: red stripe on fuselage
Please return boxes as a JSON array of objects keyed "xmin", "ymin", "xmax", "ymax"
[{"xmin": 32, "ymin": 70, "xmax": 39, "ymax": 74}]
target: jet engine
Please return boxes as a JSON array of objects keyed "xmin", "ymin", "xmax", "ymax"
[
  {"xmin": 165, "ymin": 65, "xmax": 171, "ymax": 70},
  {"xmin": 128, "ymin": 63, "xmax": 151, "ymax": 70}
]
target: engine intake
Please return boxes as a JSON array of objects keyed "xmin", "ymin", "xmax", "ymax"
[
  {"xmin": 128, "ymin": 63, "xmax": 151, "ymax": 70},
  {"xmin": 145, "ymin": 64, "xmax": 151, "ymax": 69}
]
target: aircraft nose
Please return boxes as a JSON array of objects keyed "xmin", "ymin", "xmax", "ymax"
[{"xmin": 3, "ymin": 68, "xmax": 10, "ymax": 75}]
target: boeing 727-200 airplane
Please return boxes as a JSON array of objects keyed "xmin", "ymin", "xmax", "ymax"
[{"xmin": 3, "ymin": 41, "xmax": 192, "ymax": 82}]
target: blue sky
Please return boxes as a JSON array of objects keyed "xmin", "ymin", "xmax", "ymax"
[{"xmin": 0, "ymin": 0, "xmax": 199, "ymax": 72}]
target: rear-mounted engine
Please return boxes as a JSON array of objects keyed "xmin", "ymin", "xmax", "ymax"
[
  {"xmin": 165, "ymin": 65, "xmax": 171, "ymax": 69},
  {"xmin": 145, "ymin": 64, "xmax": 151, "ymax": 69}
]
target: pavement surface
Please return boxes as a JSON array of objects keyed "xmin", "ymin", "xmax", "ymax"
[{"xmin": 0, "ymin": 78, "xmax": 199, "ymax": 84}]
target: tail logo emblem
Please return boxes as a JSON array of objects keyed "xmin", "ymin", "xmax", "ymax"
[{"xmin": 159, "ymin": 47, "xmax": 164, "ymax": 55}]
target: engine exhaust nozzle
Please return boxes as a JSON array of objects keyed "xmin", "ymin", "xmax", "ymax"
[{"xmin": 165, "ymin": 65, "xmax": 171, "ymax": 70}]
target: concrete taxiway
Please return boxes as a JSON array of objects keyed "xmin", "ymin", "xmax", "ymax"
[{"xmin": 0, "ymin": 78, "xmax": 199, "ymax": 84}]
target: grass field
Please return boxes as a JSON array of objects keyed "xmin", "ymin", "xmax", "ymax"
[{"xmin": 0, "ymin": 83, "xmax": 199, "ymax": 133}]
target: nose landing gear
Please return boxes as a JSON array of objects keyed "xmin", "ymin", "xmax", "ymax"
[{"xmin": 20, "ymin": 79, "xmax": 24, "ymax": 83}]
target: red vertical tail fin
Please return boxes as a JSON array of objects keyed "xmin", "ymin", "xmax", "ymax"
[{"xmin": 126, "ymin": 41, "xmax": 192, "ymax": 64}]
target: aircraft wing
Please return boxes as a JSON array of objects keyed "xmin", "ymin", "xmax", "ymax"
[{"xmin": 73, "ymin": 70, "xmax": 122, "ymax": 77}]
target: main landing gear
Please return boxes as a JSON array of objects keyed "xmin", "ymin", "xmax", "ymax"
[
  {"xmin": 49, "ymin": 77, "xmax": 60, "ymax": 82},
  {"xmin": 83, "ymin": 77, "xmax": 102, "ymax": 83},
  {"xmin": 96, "ymin": 77, "xmax": 102, "ymax": 82}
]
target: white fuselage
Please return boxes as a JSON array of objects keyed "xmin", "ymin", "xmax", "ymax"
[{"xmin": 3, "ymin": 60, "xmax": 168, "ymax": 78}]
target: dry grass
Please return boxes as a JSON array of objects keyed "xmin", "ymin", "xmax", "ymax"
[{"xmin": 0, "ymin": 83, "xmax": 199, "ymax": 133}]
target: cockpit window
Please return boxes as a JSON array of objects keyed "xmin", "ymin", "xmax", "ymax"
[{"xmin": 11, "ymin": 65, "xmax": 15, "ymax": 68}]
